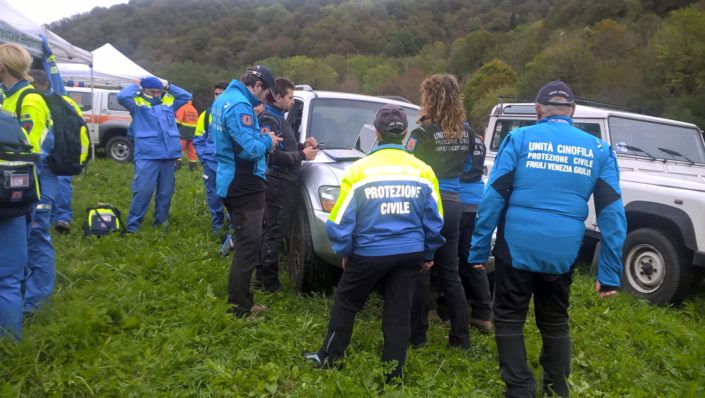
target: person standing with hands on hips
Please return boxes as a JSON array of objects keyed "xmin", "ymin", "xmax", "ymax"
[
  {"xmin": 117, "ymin": 77, "xmax": 191, "ymax": 233},
  {"xmin": 211, "ymin": 65, "xmax": 282, "ymax": 318},
  {"xmin": 305, "ymin": 104, "xmax": 445, "ymax": 382},
  {"xmin": 467, "ymin": 81, "xmax": 627, "ymax": 397}
]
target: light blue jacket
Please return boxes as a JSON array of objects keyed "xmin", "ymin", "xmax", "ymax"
[
  {"xmin": 117, "ymin": 83, "xmax": 191, "ymax": 160},
  {"xmin": 468, "ymin": 116, "xmax": 627, "ymax": 287},
  {"xmin": 211, "ymin": 79, "xmax": 272, "ymax": 198}
]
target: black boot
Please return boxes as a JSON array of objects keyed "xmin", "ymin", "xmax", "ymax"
[
  {"xmin": 174, "ymin": 160, "xmax": 182, "ymax": 172},
  {"xmin": 189, "ymin": 162, "xmax": 197, "ymax": 172},
  {"xmin": 539, "ymin": 335, "xmax": 571, "ymax": 397}
]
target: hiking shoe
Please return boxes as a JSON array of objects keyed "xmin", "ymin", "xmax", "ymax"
[
  {"xmin": 469, "ymin": 318, "xmax": 492, "ymax": 334},
  {"xmin": 304, "ymin": 353, "xmax": 343, "ymax": 370},
  {"xmin": 220, "ymin": 234, "xmax": 235, "ymax": 257},
  {"xmin": 251, "ymin": 304, "xmax": 267, "ymax": 314},
  {"xmin": 262, "ymin": 285, "xmax": 283, "ymax": 294},
  {"xmin": 54, "ymin": 222, "xmax": 71, "ymax": 233}
]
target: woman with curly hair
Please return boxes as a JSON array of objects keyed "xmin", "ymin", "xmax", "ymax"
[{"xmin": 406, "ymin": 74, "xmax": 472, "ymax": 350}]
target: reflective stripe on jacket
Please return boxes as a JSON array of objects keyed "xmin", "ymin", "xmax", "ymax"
[
  {"xmin": 117, "ymin": 83, "xmax": 191, "ymax": 160},
  {"xmin": 326, "ymin": 144, "xmax": 446, "ymax": 260}
]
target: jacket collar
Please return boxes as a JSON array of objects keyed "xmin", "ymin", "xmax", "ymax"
[
  {"xmin": 264, "ymin": 104, "xmax": 285, "ymax": 118},
  {"xmin": 537, "ymin": 115, "xmax": 573, "ymax": 125},
  {"xmin": 228, "ymin": 79, "xmax": 261, "ymax": 107},
  {"xmin": 369, "ymin": 143, "xmax": 407, "ymax": 155},
  {"xmin": 1, "ymin": 80, "xmax": 30, "ymax": 98}
]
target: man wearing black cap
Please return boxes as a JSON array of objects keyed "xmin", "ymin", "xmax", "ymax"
[
  {"xmin": 467, "ymin": 81, "xmax": 627, "ymax": 397},
  {"xmin": 211, "ymin": 65, "xmax": 282, "ymax": 317},
  {"xmin": 304, "ymin": 104, "xmax": 446, "ymax": 382}
]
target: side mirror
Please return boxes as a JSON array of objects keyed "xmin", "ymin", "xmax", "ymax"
[{"xmin": 355, "ymin": 124, "xmax": 377, "ymax": 154}]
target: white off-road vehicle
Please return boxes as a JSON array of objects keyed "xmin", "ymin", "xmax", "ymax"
[{"xmin": 484, "ymin": 100, "xmax": 705, "ymax": 305}]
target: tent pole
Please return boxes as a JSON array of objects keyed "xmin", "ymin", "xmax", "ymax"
[{"xmin": 90, "ymin": 66, "xmax": 95, "ymax": 160}]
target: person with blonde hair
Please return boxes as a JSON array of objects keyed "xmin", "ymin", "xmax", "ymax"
[
  {"xmin": 406, "ymin": 74, "xmax": 472, "ymax": 350},
  {"xmin": 0, "ymin": 43, "xmax": 55, "ymax": 337}
]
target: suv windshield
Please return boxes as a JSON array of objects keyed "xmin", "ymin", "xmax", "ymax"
[
  {"xmin": 609, "ymin": 116, "xmax": 705, "ymax": 164},
  {"xmin": 307, "ymin": 98, "xmax": 419, "ymax": 149}
]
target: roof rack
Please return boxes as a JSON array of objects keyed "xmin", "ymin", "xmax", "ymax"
[
  {"xmin": 378, "ymin": 95, "xmax": 411, "ymax": 103},
  {"xmin": 295, "ymin": 84, "xmax": 314, "ymax": 92},
  {"xmin": 496, "ymin": 96, "xmax": 645, "ymax": 115}
]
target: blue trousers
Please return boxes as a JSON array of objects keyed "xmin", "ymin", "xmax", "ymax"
[
  {"xmin": 127, "ymin": 159, "xmax": 175, "ymax": 232},
  {"xmin": 52, "ymin": 176, "xmax": 73, "ymax": 224},
  {"xmin": 0, "ymin": 216, "xmax": 28, "ymax": 340},
  {"xmin": 202, "ymin": 161, "xmax": 226, "ymax": 234},
  {"xmin": 25, "ymin": 165, "xmax": 57, "ymax": 312}
]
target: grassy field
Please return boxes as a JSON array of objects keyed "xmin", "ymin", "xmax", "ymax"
[{"xmin": 1, "ymin": 158, "xmax": 704, "ymax": 397}]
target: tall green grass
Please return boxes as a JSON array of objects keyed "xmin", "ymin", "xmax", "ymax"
[{"xmin": 1, "ymin": 159, "xmax": 704, "ymax": 397}]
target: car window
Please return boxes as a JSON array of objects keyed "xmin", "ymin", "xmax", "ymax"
[
  {"xmin": 67, "ymin": 91, "xmax": 92, "ymax": 112},
  {"xmin": 307, "ymin": 98, "xmax": 419, "ymax": 150},
  {"xmin": 108, "ymin": 93, "xmax": 128, "ymax": 112},
  {"xmin": 609, "ymin": 116, "xmax": 705, "ymax": 164},
  {"xmin": 490, "ymin": 119, "xmax": 602, "ymax": 150}
]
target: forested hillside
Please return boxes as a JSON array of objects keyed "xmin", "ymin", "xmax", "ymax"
[{"xmin": 52, "ymin": 0, "xmax": 705, "ymax": 131}]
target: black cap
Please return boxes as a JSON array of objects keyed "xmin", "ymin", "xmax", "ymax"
[
  {"xmin": 247, "ymin": 65, "xmax": 277, "ymax": 102},
  {"xmin": 374, "ymin": 104, "xmax": 408, "ymax": 137},
  {"xmin": 535, "ymin": 80, "xmax": 574, "ymax": 106}
]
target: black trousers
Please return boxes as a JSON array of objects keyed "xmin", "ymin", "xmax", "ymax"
[
  {"xmin": 317, "ymin": 251, "xmax": 423, "ymax": 380},
  {"xmin": 223, "ymin": 190, "xmax": 266, "ymax": 316},
  {"xmin": 410, "ymin": 192, "xmax": 470, "ymax": 348},
  {"xmin": 493, "ymin": 248, "xmax": 573, "ymax": 398},
  {"xmin": 256, "ymin": 176, "xmax": 296, "ymax": 290},
  {"xmin": 458, "ymin": 210, "xmax": 492, "ymax": 321}
]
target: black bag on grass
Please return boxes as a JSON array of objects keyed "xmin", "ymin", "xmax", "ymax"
[{"xmin": 83, "ymin": 204, "xmax": 124, "ymax": 236}]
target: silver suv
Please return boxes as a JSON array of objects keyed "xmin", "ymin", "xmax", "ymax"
[
  {"xmin": 285, "ymin": 87, "xmax": 420, "ymax": 292},
  {"xmin": 485, "ymin": 101, "xmax": 705, "ymax": 305}
]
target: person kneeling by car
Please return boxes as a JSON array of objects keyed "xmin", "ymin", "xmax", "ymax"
[{"xmin": 304, "ymin": 104, "xmax": 445, "ymax": 382}]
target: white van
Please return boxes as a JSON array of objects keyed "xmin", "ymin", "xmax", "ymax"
[{"xmin": 65, "ymin": 87, "xmax": 133, "ymax": 162}]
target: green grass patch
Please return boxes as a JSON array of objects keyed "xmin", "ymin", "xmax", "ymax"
[{"xmin": 2, "ymin": 159, "xmax": 704, "ymax": 396}]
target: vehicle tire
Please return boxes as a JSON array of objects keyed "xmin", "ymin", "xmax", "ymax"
[
  {"xmin": 106, "ymin": 136, "xmax": 133, "ymax": 163},
  {"xmin": 621, "ymin": 228, "xmax": 692, "ymax": 305},
  {"xmin": 288, "ymin": 210, "xmax": 334, "ymax": 294}
]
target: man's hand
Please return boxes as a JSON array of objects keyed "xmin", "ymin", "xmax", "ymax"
[
  {"xmin": 304, "ymin": 137, "xmax": 318, "ymax": 148},
  {"xmin": 302, "ymin": 146, "xmax": 319, "ymax": 160},
  {"xmin": 341, "ymin": 257, "xmax": 347, "ymax": 270},
  {"xmin": 422, "ymin": 260, "xmax": 434, "ymax": 271},
  {"xmin": 472, "ymin": 262, "xmax": 487, "ymax": 270},
  {"xmin": 268, "ymin": 132, "xmax": 283, "ymax": 152},
  {"xmin": 595, "ymin": 280, "xmax": 618, "ymax": 299}
]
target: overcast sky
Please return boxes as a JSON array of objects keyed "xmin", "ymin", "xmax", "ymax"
[{"xmin": 6, "ymin": 0, "xmax": 128, "ymax": 25}]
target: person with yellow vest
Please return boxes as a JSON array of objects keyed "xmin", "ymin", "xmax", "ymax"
[
  {"xmin": 117, "ymin": 77, "xmax": 191, "ymax": 232},
  {"xmin": 0, "ymin": 43, "xmax": 55, "ymax": 329},
  {"xmin": 193, "ymin": 82, "xmax": 228, "ymax": 235},
  {"xmin": 175, "ymin": 100, "xmax": 199, "ymax": 172},
  {"xmin": 304, "ymin": 104, "xmax": 445, "ymax": 382}
]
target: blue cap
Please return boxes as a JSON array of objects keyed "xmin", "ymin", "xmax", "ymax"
[{"xmin": 140, "ymin": 77, "xmax": 162, "ymax": 90}]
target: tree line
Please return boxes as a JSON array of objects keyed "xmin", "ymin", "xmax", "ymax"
[{"xmin": 52, "ymin": 0, "xmax": 705, "ymax": 131}]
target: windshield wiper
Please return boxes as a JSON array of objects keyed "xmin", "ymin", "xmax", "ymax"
[
  {"xmin": 622, "ymin": 145, "xmax": 660, "ymax": 162},
  {"xmin": 657, "ymin": 147, "xmax": 695, "ymax": 165}
]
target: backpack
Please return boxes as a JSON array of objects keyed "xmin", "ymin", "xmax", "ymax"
[
  {"xmin": 83, "ymin": 204, "xmax": 124, "ymax": 237},
  {"xmin": 17, "ymin": 89, "xmax": 89, "ymax": 176},
  {"xmin": 0, "ymin": 109, "xmax": 40, "ymax": 219}
]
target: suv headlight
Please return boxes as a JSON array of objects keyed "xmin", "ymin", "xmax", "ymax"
[{"xmin": 318, "ymin": 186, "xmax": 340, "ymax": 212}]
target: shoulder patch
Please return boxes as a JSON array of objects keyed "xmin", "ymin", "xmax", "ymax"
[
  {"xmin": 406, "ymin": 138, "xmax": 417, "ymax": 152},
  {"xmin": 21, "ymin": 120, "xmax": 34, "ymax": 132},
  {"xmin": 241, "ymin": 114, "xmax": 252, "ymax": 126},
  {"xmin": 261, "ymin": 126, "xmax": 270, "ymax": 136}
]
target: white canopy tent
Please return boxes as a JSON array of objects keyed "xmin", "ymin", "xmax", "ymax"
[
  {"xmin": 0, "ymin": 0, "xmax": 92, "ymax": 65},
  {"xmin": 56, "ymin": 43, "xmax": 164, "ymax": 88}
]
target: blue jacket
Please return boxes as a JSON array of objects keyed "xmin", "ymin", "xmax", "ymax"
[
  {"xmin": 326, "ymin": 144, "xmax": 446, "ymax": 260},
  {"xmin": 211, "ymin": 79, "xmax": 272, "ymax": 198},
  {"xmin": 117, "ymin": 83, "xmax": 191, "ymax": 160},
  {"xmin": 467, "ymin": 116, "xmax": 627, "ymax": 287},
  {"xmin": 193, "ymin": 108, "xmax": 215, "ymax": 166}
]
